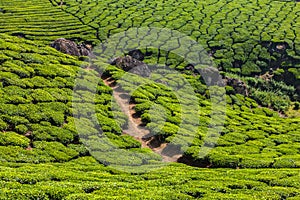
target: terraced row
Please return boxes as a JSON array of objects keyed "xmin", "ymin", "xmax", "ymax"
[
  {"xmin": 0, "ymin": 0, "xmax": 98, "ymax": 45},
  {"xmin": 0, "ymin": 33, "xmax": 163, "ymax": 167},
  {"xmin": 1, "ymin": 0, "xmax": 299, "ymax": 102},
  {"xmin": 50, "ymin": 0, "xmax": 300, "ymax": 85},
  {"xmin": 1, "ymin": 0, "xmax": 299, "ymax": 87},
  {"xmin": 0, "ymin": 157, "xmax": 299, "ymax": 199},
  {"xmin": 99, "ymin": 62, "xmax": 300, "ymax": 168},
  {"xmin": 1, "ymin": 31, "xmax": 298, "ymax": 169}
]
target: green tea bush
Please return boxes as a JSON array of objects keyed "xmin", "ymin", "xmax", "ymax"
[
  {"xmin": 105, "ymin": 132, "xmax": 141, "ymax": 149},
  {"xmin": 31, "ymin": 124, "xmax": 74, "ymax": 144},
  {"xmin": 0, "ymin": 189, "xmax": 49, "ymax": 200},
  {"xmin": 273, "ymin": 155, "xmax": 300, "ymax": 168},
  {"xmin": 0, "ymin": 131, "xmax": 30, "ymax": 148},
  {"xmin": 33, "ymin": 141, "xmax": 79, "ymax": 162},
  {"xmin": 96, "ymin": 114, "xmax": 122, "ymax": 135},
  {"xmin": 0, "ymin": 0, "xmax": 300, "ymax": 198},
  {"xmin": 239, "ymin": 155, "xmax": 274, "ymax": 168},
  {"xmin": 0, "ymin": 119, "xmax": 8, "ymax": 131},
  {"xmin": 251, "ymin": 89, "xmax": 290, "ymax": 111}
]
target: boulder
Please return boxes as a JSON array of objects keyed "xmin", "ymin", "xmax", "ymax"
[
  {"xmin": 225, "ymin": 77, "xmax": 248, "ymax": 96},
  {"xmin": 51, "ymin": 38, "xmax": 91, "ymax": 56},
  {"xmin": 199, "ymin": 67, "xmax": 224, "ymax": 86},
  {"xmin": 78, "ymin": 44, "xmax": 92, "ymax": 56},
  {"xmin": 110, "ymin": 55, "xmax": 151, "ymax": 77},
  {"xmin": 128, "ymin": 49, "xmax": 144, "ymax": 61}
]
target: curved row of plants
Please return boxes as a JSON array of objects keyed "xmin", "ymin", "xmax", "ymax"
[
  {"xmin": 51, "ymin": 0, "xmax": 300, "ymax": 100},
  {"xmin": 0, "ymin": 157, "xmax": 299, "ymax": 199},
  {"xmin": 0, "ymin": 34, "xmax": 162, "ymax": 166},
  {"xmin": 100, "ymin": 62, "xmax": 300, "ymax": 168}
]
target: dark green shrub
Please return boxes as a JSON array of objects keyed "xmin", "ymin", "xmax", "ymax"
[
  {"xmin": 225, "ymin": 86, "xmax": 235, "ymax": 95},
  {"xmin": 294, "ymin": 102, "xmax": 300, "ymax": 110},
  {"xmin": 241, "ymin": 62, "xmax": 261, "ymax": 75}
]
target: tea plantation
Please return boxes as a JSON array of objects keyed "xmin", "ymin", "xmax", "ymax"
[
  {"xmin": 0, "ymin": 0, "xmax": 299, "ymax": 199},
  {"xmin": 0, "ymin": 157, "xmax": 300, "ymax": 199}
]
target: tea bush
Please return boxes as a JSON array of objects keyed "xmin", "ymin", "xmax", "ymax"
[{"xmin": 0, "ymin": 0, "xmax": 299, "ymax": 198}]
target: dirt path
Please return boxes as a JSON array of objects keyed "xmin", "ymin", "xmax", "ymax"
[{"xmin": 103, "ymin": 77, "xmax": 181, "ymax": 162}]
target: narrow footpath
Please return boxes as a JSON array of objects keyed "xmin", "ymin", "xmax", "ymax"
[{"xmin": 103, "ymin": 77, "xmax": 182, "ymax": 162}]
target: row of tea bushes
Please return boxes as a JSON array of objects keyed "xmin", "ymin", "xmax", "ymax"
[
  {"xmin": 0, "ymin": 0, "xmax": 98, "ymax": 45},
  {"xmin": 0, "ymin": 34, "xmax": 162, "ymax": 165},
  {"xmin": 100, "ymin": 63, "xmax": 300, "ymax": 168},
  {"xmin": 0, "ymin": 157, "xmax": 299, "ymax": 199},
  {"xmin": 51, "ymin": 0, "xmax": 300, "ymax": 90}
]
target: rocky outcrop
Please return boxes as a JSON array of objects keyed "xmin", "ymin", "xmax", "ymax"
[
  {"xmin": 110, "ymin": 55, "xmax": 151, "ymax": 77},
  {"xmin": 51, "ymin": 38, "xmax": 91, "ymax": 56},
  {"xmin": 128, "ymin": 49, "xmax": 144, "ymax": 61},
  {"xmin": 184, "ymin": 64, "xmax": 224, "ymax": 86},
  {"xmin": 78, "ymin": 44, "xmax": 92, "ymax": 56},
  {"xmin": 225, "ymin": 77, "xmax": 248, "ymax": 96},
  {"xmin": 199, "ymin": 67, "xmax": 224, "ymax": 86}
]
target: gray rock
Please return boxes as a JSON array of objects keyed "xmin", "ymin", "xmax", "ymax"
[
  {"xmin": 225, "ymin": 77, "xmax": 248, "ymax": 96},
  {"xmin": 199, "ymin": 67, "xmax": 224, "ymax": 86},
  {"xmin": 110, "ymin": 55, "xmax": 151, "ymax": 77},
  {"xmin": 51, "ymin": 38, "xmax": 91, "ymax": 57},
  {"xmin": 128, "ymin": 49, "xmax": 144, "ymax": 61}
]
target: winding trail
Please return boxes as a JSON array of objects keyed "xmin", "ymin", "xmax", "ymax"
[{"xmin": 103, "ymin": 77, "xmax": 182, "ymax": 162}]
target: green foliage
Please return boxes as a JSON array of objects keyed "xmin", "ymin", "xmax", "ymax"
[
  {"xmin": 251, "ymin": 89, "xmax": 290, "ymax": 111},
  {"xmin": 0, "ymin": 131, "xmax": 30, "ymax": 148},
  {"xmin": 33, "ymin": 141, "xmax": 79, "ymax": 162},
  {"xmin": 0, "ymin": 1, "xmax": 299, "ymax": 199},
  {"xmin": 0, "ymin": 158, "xmax": 299, "ymax": 199},
  {"xmin": 31, "ymin": 124, "xmax": 74, "ymax": 144},
  {"xmin": 105, "ymin": 132, "xmax": 141, "ymax": 149},
  {"xmin": 0, "ymin": 119, "xmax": 8, "ymax": 131}
]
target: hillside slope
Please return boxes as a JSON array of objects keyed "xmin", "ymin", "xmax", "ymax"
[{"xmin": 0, "ymin": 0, "xmax": 299, "ymax": 199}]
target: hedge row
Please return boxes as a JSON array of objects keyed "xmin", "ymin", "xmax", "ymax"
[{"xmin": 0, "ymin": 157, "xmax": 299, "ymax": 199}]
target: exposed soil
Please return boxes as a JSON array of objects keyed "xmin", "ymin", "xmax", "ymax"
[{"xmin": 102, "ymin": 77, "xmax": 181, "ymax": 162}]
